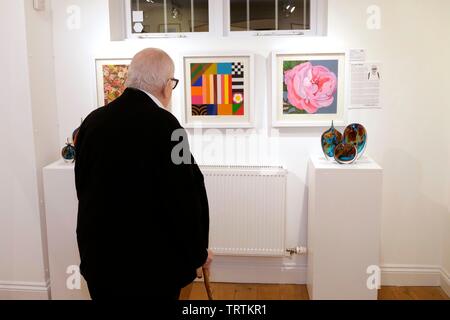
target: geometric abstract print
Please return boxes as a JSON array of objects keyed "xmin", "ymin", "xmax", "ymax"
[{"xmin": 191, "ymin": 62, "xmax": 245, "ymax": 116}]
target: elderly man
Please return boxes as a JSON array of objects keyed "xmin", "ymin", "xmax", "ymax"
[{"xmin": 75, "ymin": 48, "xmax": 212, "ymax": 300}]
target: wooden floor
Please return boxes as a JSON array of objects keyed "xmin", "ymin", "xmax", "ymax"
[
  {"xmin": 181, "ymin": 282, "xmax": 449, "ymax": 300},
  {"xmin": 378, "ymin": 286, "xmax": 449, "ymax": 300}
]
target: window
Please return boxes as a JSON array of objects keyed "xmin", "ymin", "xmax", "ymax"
[
  {"xmin": 122, "ymin": 0, "xmax": 326, "ymax": 39},
  {"xmin": 228, "ymin": 0, "xmax": 326, "ymax": 36},
  {"xmin": 126, "ymin": 0, "xmax": 209, "ymax": 37}
]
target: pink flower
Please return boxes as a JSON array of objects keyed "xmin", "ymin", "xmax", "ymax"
[{"xmin": 284, "ymin": 62, "xmax": 337, "ymax": 114}]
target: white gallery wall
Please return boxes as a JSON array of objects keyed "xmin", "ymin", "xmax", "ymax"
[
  {"xmin": 1, "ymin": 0, "xmax": 449, "ymax": 298},
  {"xmin": 0, "ymin": 0, "xmax": 51, "ymax": 299},
  {"xmin": 24, "ymin": 0, "xmax": 61, "ymax": 291},
  {"xmin": 444, "ymin": 109, "xmax": 450, "ymax": 294},
  {"xmin": 48, "ymin": 0, "xmax": 450, "ymax": 285}
]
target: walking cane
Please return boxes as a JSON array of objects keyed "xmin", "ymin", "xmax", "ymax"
[{"xmin": 197, "ymin": 267, "xmax": 214, "ymax": 300}]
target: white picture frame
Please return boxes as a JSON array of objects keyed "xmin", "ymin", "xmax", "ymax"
[
  {"xmin": 182, "ymin": 53, "xmax": 255, "ymax": 129},
  {"xmin": 271, "ymin": 51, "xmax": 346, "ymax": 127}
]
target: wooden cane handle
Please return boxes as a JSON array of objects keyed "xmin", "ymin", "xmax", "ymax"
[{"xmin": 203, "ymin": 267, "xmax": 214, "ymax": 301}]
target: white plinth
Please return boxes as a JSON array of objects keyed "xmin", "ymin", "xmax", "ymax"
[
  {"xmin": 43, "ymin": 160, "xmax": 90, "ymax": 300},
  {"xmin": 307, "ymin": 155, "xmax": 383, "ymax": 300}
]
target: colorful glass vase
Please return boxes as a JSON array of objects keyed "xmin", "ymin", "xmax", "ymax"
[
  {"xmin": 61, "ymin": 139, "xmax": 76, "ymax": 163},
  {"xmin": 72, "ymin": 118, "xmax": 83, "ymax": 147},
  {"xmin": 343, "ymin": 123, "xmax": 367, "ymax": 159},
  {"xmin": 321, "ymin": 121, "xmax": 343, "ymax": 160},
  {"xmin": 334, "ymin": 143, "xmax": 358, "ymax": 164},
  {"xmin": 72, "ymin": 127, "xmax": 80, "ymax": 147}
]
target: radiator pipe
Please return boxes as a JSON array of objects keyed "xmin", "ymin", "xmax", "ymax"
[{"xmin": 286, "ymin": 246, "xmax": 308, "ymax": 256}]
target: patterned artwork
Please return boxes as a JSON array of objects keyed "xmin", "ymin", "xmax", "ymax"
[
  {"xmin": 96, "ymin": 59, "xmax": 131, "ymax": 107},
  {"xmin": 190, "ymin": 62, "xmax": 245, "ymax": 116},
  {"xmin": 102, "ymin": 64, "xmax": 128, "ymax": 105}
]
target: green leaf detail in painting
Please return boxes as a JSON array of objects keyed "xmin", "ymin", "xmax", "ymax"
[
  {"xmin": 283, "ymin": 104, "xmax": 307, "ymax": 115},
  {"xmin": 283, "ymin": 60, "xmax": 308, "ymax": 72}
]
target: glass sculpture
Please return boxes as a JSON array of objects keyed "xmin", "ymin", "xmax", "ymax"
[
  {"xmin": 72, "ymin": 118, "xmax": 83, "ymax": 147},
  {"xmin": 72, "ymin": 127, "xmax": 80, "ymax": 147},
  {"xmin": 334, "ymin": 143, "xmax": 358, "ymax": 164},
  {"xmin": 321, "ymin": 121, "xmax": 343, "ymax": 159},
  {"xmin": 343, "ymin": 123, "xmax": 367, "ymax": 159},
  {"xmin": 321, "ymin": 122, "xmax": 368, "ymax": 164},
  {"xmin": 61, "ymin": 139, "xmax": 76, "ymax": 163}
]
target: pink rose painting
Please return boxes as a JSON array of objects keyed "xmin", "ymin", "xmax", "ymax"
[{"xmin": 283, "ymin": 61, "xmax": 338, "ymax": 114}]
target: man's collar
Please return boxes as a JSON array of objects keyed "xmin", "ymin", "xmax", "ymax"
[{"xmin": 134, "ymin": 88, "xmax": 165, "ymax": 110}]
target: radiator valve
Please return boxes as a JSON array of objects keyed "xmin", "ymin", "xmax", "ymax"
[{"xmin": 286, "ymin": 246, "xmax": 307, "ymax": 256}]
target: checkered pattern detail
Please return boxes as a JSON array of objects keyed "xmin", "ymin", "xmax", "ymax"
[{"xmin": 232, "ymin": 63, "xmax": 244, "ymax": 77}]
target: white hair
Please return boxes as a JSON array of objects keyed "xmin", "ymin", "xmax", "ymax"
[{"xmin": 125, "ymin": 48, "xmax": 175, "ymax": 94}]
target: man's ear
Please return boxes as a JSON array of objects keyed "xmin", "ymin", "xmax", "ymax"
[{"xmin": 163, "ymin": 81, "xmax": 171, "ymax": 99}]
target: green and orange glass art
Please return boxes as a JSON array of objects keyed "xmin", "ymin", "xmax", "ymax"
[
  {"xmin": 334, "ymin": 143, "xmax": 358, "ymax": 164},
  {"xmin": 343, "ymin": 123, "xmax": 367, "ymax": 159},
  {"xmin": 61, "ymin": 138, "xmax": 76, "ymax": 163},
  {"xmin": 321, "ymin": 122, "xmax": 368, "ymax": 164},
  {"xmin": 321, "ymin": 121, "xmax": 343, "ymax": 160}
]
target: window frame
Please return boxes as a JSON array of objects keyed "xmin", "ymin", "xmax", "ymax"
[
  {"xmin": 224, "ymin": 0, "xmax": 328, "ymax": 37},
  {"xmin": 124, "ymin": 0, "xmax": 213, "ymax": 39},
  {"xmin": 123, "ymin": 0, "xmax": 327, "ymax": 39}
]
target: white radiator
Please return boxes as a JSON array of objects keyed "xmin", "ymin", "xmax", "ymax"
[{"xmin": 200, "ymin": 165, "xmax": 288, "ymax": 257}]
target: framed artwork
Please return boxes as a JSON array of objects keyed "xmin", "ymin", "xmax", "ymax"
[
  {"xmin": 183, "ymin": 53, "xmax": 254, "ymax": 128},
  {"xmin": 271, "ymin": 52, "xmax": 346, "ymax": 127},
  {"xmin": 95, "ymin": 59, "xmax": 131, "ymax": 106}
]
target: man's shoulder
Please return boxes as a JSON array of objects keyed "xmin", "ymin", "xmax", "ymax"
[
  {"xmin": 81, "ymin": 94, "xmax": 186, "ymax": 137},
  {"xmin": 83, "ymin": 106, "xmax": 107, "ymax": 126},
  {"xmin": 155, "ymin": 106, "xmax": 184, "ymax": 131},
  {"xmin": 74, "ymin": 107, "xmax": 105, "ymax": 140},
  {"xmin": 119, "ymin": 87, "xmax": 185, "ymax": 131}
]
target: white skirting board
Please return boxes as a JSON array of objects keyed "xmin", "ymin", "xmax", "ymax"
[
  {"xmin": 197, "ymin": 261, "xmax": 450, "ymax": 291},
  {"xmin": 381, "ymin": 265, "xmax": 442, "ymax": 287},
  {"xmin": 0, "ymin": 281, "xmax": 50, "ymax": 300},
  {"xmin": 0, "ymin": 266, "xmax": 448, "ymax": 299}
]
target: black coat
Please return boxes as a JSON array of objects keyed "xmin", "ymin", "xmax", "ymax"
[{"xmin": 75, "ymin": 87, "xmax": 209, "ymax": 290}]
